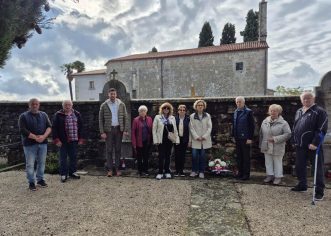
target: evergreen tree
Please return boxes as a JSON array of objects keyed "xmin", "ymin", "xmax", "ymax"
[
  {"xmin": 220, "ymin": 23, "xmax": 236, "ymax": 44},
  {"xmin": 240, "ymin": 9, "xmax": 259, "ymax": 42},
  {"xmin": 198, "ymin": 22, "xmax": 214, "ymax": 47},
  {"xmin": 0, "ymin": 0, "xmax": 53, "ymax": 68}
]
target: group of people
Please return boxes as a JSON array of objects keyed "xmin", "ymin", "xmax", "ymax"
[{"xmin": 18, "ymin": 89, "xmax": 328, "ymax": 201}]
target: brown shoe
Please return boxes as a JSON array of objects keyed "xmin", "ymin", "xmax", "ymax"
[
  {"xmin": 107, "ymin": 171, "xmax": 113, "ymax": 177},
  {"xmin": 116, "ymin": 170, "xmax": 121, "ymax": 177}
]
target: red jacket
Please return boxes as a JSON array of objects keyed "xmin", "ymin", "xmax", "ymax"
[{"xmin": 131, "ymin": 116, "xmax": 153, "ymax": 148}]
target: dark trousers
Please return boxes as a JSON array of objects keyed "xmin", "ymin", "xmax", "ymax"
[
  {"xmin": 174, "ymin": 137, "xmax": 187, "ymax": 174},
  {"xmin": 105, "ymin": 127, "xmax": 123, "ymax": 171},
  {"xmin": 235, "ymin": 139, "xmax": 251, "ymax": 178},
  {"xmin": 295, "ymin": 147, "xmax": 325, "ymax": 193},
  {"xmin": 59, "ymin": 141, "xmax": 78, "ymax": 176},
  {"xmin": 158, "ymin": 140, "xmax": 173, "ymax": 174},
  {"xmin": 137, "ymin": 141, "xmax": 150, "ymax": 173}
]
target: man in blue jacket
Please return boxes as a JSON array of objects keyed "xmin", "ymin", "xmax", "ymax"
[
  {"xmin": 233, "ymin": 96, "xmax": 255, "ymax": 180},
  {"xmin": 18, "ymin": 98, "xmax": 52, "ymax": 191},
  {"xmin": 292, "ymin": 92, "xmax": 328, "ymax": 200}
]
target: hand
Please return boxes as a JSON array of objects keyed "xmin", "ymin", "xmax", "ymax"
[
  {"xmin": 56, "ymin": 141, "xmax": 62, "ymax": 147},
  {"xmin": 201, "ymin": 137, "xmax": 206, "ymax": 141},
  {"xmin": 78, "ymin": 139, "xmax": 84, "ymax": 145},
  {"xmin": 246, "ymin": 139, "xmax": 252, "ymax": 144},
  {"xmin": 123, "ymin": 131, "xmax": 129, "ymax": 137},
  {"xmin": 308, "ymin": 144, "xmax": 317, "ymax": 150},
  {"xmin": 196, "ymin": 137, "xmax": 202, "ymax": 141},
  {"xmin": 188, "ymin": 142, "xmax": 192, "ymax": 148},
  {"xmin": 35, "ymin": 135, "xmax": 45, "ymax": 143},
  {"xmin": 267, "ymin": 137, "xmax": 274, "ymax": 143},
  {"xmin": 101, "ymin": 133, "xmax": 107, "ymax": 139}
]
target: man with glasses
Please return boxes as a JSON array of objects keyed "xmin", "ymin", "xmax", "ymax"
[{"xmin": 18, "ymin": 98, "xmax": 52, "ymax": 191}]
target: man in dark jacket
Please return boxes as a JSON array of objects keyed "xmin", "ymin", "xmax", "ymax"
[
  {"xmin": 52, "ymin": 100, "xmax": 85, "ymax": 183},
  {"xmin": 292, "ymin": 92, "xmax": 328, "ymax": 200},
  {"xmin": 232, "ymin": 96, "xmax": 255, "ymax": 180},
  {"xmin": 18, "ymin": 98, "xmax": 52, "ymax": 191}
]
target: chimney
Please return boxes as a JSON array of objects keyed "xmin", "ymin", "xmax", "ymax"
[{"xmin": 259, "ymin": 0, "xmax": 267, "ymax": 42}]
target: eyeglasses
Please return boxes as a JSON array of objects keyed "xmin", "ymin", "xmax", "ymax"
[
  {"xmin": 178, "ymin": 109, "xmax": 186, "ymax": 111},
  {"xmin": 162, "ymin": 107, "xmax": 170, "ymax": 110},
  {"xmin": 197, "ymin": 104, "xmax": 204, "ymax": 107}
]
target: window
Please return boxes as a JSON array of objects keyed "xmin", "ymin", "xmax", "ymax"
[
  {"xmin": 236, "ymin": 62, "xmax": 243, "ymax": 71},
  {"xmin": 89, "ymin": 81, "xmax": 95, "ymax": 90}
]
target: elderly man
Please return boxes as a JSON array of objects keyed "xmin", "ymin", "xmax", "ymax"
[
  {"xmin": 232, "ymin": 96, "xmax": 255, "ymax": 180},
  {"xmin": 18, "ymin": 98, "xmax": 52, "ymax": 191},
  {"xmin": 52, "ymin": 100, "xmax": 85, "ymax": 183},
  {"xmin": 99, "ymin": 88, "xmax": 129, "ymax": 177},
  {"xmin": 292, "ymin": 92, "xmax": 328, "ymax": 200}
]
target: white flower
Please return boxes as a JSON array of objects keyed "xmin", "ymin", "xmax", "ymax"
[
  {"xmin": 208, "ymin": 161, "xmax": 215, "ymax": 167},
  {"xmin": 220, "ymin": 161, "xmax": 227, "ymax": 167}
]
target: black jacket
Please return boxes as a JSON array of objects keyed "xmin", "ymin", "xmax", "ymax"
[
  {"xmin": 52, "ymin": 109, "xmax": 84, "ymax": 144},
  {"xmin": 292, "ymin": 104, "xmax": 328, "ymax": 148},
  {"xmin": 175, "ymin": 114, "xmax": 190, "ymax": 144}
]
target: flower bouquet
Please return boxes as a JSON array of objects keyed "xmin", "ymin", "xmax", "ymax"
[{"xmin": 208, "ymin": 144, "xmax": 236, "ymax": 175}]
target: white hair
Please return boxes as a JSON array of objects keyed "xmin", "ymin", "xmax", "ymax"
[
  {"xmin": 138, "ymin": 105, "xmax": 148, "ymax": 113},
  {"xmin": 62, "ymin": 100, "xmax": 73, "ymax": 107},
  {"xmin": 235, "ymin": 96, "xmax": 245, "ymax": 103},
  {"xmin": 300, "ymin": 91, "xmax": 315, "ymax": 100}
]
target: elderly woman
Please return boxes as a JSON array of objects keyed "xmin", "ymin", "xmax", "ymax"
[
  {"xmin": 189, "ymin": 100, "xmax": 212, "ymax": 179},
  {"xmin": 259, "ymin": 104, "xmax": 291, "ymax": 185},
  {"xmin": 132, "ymin": 105, "xmax": 153, "ymax": 176},
  {"xmin": 174, "ymin": 104, "xmax": 190, "ymax": 177},
  {"xmin": 153, "ymin": 102, "xmax": 179, "ymax": 180}
]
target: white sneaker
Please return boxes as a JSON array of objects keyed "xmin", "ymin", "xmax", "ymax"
[
  {"xmin": 61, "ymin": 175, "xmax": 67, "ymax": 183},
  {"xmin": 199, "ymin": 173, "xmax": 205, "ymax": 179},
  {"xmin": 165, "ymin": 173, "xmax": 172, "ymax": 179},
  {"xmin": 190, "ymin": 172, "xmax": 197, "ymax": 177},
  {"xmin": 156, "ymin": 174, "xmax": 163, "ymax": 180}
]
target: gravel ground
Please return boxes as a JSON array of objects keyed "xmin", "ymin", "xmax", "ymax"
[
  {"xmin": 0, "ymin": 171, "xmax": 191, "ymax": 236},
  {"xmin": 238, "ymin": 184, "xmax": 331, "ymax": 236}
]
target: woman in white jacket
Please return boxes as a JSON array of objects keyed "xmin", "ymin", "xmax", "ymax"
[
  {"xmin": 152, "ymin": 102, "xmax": 179, "ymax": 180},
  {"xmin": 259, "ymin": 104, "xmax": 291, "ymax": 185},
  {"xmin": 189, "ymin": 100, "xmax": 212, "ymax": 179}
]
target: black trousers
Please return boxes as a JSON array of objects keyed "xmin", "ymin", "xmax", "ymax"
[
  {"xmin": 174, "ymin": 137, "xmax": 187, "ymax": 174},
  {"xmin": 235, "ymin": 139, "xmax": 251, "ymax": 178},
  {"xmin": 137, "ymin": 141, "xmax": 150, "ymax": 173},
  {"xmin": 295, "ymin": 147, "xmax": 325, "ymax": 193},
  {"xmin": 158, "ymin": 139, "xmax": 173, "ymax": 174}
]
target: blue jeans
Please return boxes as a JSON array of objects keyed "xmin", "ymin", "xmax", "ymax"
[
  {"xmin": 192, "ymin": 148, "xmax": 206, "ymax": 173},
  {"xmin": 23, "ymin": 144, "xmax": 47, "ymax": 184},
  {"xmin": 59, "ymin": 142, "xmax": 78, "ymax": 176}
]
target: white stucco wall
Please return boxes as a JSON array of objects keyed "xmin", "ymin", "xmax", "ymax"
[{"xmin": 74, "ymin": 74, "xmax": 107, "ymax": 101}]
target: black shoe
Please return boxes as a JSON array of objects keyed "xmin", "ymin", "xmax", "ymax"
[
  {"xmin": 240, "ymin": 176, "xmax": 250, "ymax": 181},
  {"xmin": 37, "ymin": 180, "xmax": 48, "ymax": 188},
  {"xmin": 235, "ymin": 174, "xmax": 243, "ymax": 179},
  {"xmin": 69, "ymin": 173, "xmax": 81, "ymax": 179},
  {"xmin": 174, "ymin": 172, "xmax": 180, "ymax": 177},
  {"xmin": 315, "ymin": 193, "xmax": 324, "ymax": 201},
  {"xmin": 29, "ymin": 183, "xmax": 36, "ymax": 191},
  {"xmin": 291, "ymin": 185, "xmax": 307, "ymax": 192},
  {"xmin": 180, "ymin": 172, "xmax": 185, "ymax": 177},
  {"xmin": 143, "ymin": 172, "xmax": 149, "ymax": 176}
]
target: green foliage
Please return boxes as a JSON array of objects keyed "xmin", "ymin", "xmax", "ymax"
[
  {"xmin": 275, "ymin": 86, "xmax": 304, "ymax": 96},
  {"xmin": 220, "ymin": 23, "xmax": 236, "ymax": 44},
  {"xmin": 150, "ymin": 46, "xmax": 158, "ymax": 52},
  {"xmin": 45, "ymin": 152, "xmax": 59, "ymax": 174},
  {"xmin": 0, "ymin": 0, "xmax": 53, "ymax": 68},
  {"xmin": 198, "ymin": 21, "xmax": 214, "ymax": 47},
  {"xmin": 61, "ymin": 60, "xmax": 85, "ymax": 78},
  {"xmin": 240, "ymin": 9, "xmax": 259, "ymax": 42}
]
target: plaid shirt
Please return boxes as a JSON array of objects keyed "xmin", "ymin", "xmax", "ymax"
[{"xmin": 65, "ymin": 112, "xmax": 78, "ymax": 142}]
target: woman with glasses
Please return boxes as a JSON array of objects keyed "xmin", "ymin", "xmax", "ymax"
[
  {"xmin": 189, "ymin": 100, "xmax": 212, "ymax": 179},
  {"xmin": 152, "ymin": 102, "xmax": 179, "ymax": 180},
  {"xmin": 174, "ymin": 104, "xmax": 190, "ymax": 177}
]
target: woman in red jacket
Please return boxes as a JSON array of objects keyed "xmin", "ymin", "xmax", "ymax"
[{"xmin": 132, "ymin": 105, "xmax": 153, "ymax": 176}]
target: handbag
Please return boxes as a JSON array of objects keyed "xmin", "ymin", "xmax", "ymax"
[{"xmin": 165, "ymin": 125, "xmax": 176, "ymax": 143}]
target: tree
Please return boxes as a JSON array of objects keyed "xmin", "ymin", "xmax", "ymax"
[
  {"xmin": 0, "ymin": 0, "xmax": 53, "ymax": 68},
  {"xmin": 240, "ymin": 9, "xmax": 259, "ymax": 42},
  {"xmin": 149, "ymin": 46, "xmax": 158, "ymax": 52},
  {"xmin": 220, "ymin": 23, "xmax": 236, "ymax": 44},
  {"xmin": 198, "ymin": 21, "xmax": 214, "ymax": 47},
  {"xmin": 275, "ymin": 86, "xmax": 304, "ymax": 96},
  {"xmin": 61, "ymin": 61, "xmax": 85, "ymax": 101}
]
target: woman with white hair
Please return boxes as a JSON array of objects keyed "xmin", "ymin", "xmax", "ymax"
[
  {"xmin": 259, "ymin": 104, "xmax": 291, "ymax": 185},
  {"xmin": 132, "ymin": 105, "xmax": 153, "ymax": 176},
  {"xmin": 189, "ymin": 100, "xmax": 212, "ymax": 179}
]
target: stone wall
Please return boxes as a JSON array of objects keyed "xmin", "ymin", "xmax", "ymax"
[
  {"xmin": 0, "ymin": 96, "xmax": 306, "ymax": 172},
  {"xmin": 107, "ymin": 48, "xmax": 267, "ymax": 99}
]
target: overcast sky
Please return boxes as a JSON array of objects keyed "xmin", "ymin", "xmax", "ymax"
[{"xmin": 1, "ymin": 0, "xmax": 330, "ymax": 101}]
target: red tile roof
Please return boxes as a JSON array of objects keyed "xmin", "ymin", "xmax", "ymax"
[
  {"xmin": 72, "ymin": 69, "xmax": 106, "ymax": 76},
  {"xmin": 106, "ymin": 41, "xmax": 268, "ymax": 64}
]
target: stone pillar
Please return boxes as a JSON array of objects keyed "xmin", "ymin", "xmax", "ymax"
[
  {"xmin": 315, "ymin": 71, "xmax": 331, "ymax": 164},
  {"xmin": 259, "ymin": 0, "xmax": 267, "ymax": 42}
]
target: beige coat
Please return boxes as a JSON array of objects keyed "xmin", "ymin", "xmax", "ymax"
[
  {"xmin": 152, "ymin": 115, "xmax": 179, "ymax": 144},
  {"xmin": 259, "ymin": 116, "xmax": 291, "ymax": 156},
  {"xmin": 189, "ymin": 112, "xmax": 212, "ymax": 149}
]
